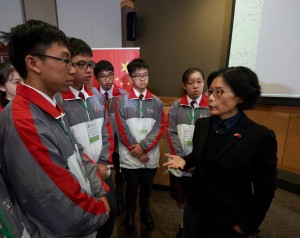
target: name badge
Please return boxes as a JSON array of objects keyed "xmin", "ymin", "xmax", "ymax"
[
  {"xmin": 87, "ymin": 120, "xmax": 100, "ymax": 143},
  {"xmin": 184, "ymin": 125, "xmax": 195, "ymax": 146},
  {"xmin": 137, "ymin": 120, "xmax": 149, "ymax": 135}
]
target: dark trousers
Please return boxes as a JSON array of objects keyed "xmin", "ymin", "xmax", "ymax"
[
  {"xmin": 183, "ymin": 201, "xmax": 249, "ymax": 238},
  {"xmin": 96, "ymin": 174, "xmax": 117, "ymax": 238},
  {"xmin": 112, "ymin": 152, "xmax": 125, "ymax": 202},
  {"xmin": 122, "ymin": 168, "xmax": 157, "ymax": 216}
]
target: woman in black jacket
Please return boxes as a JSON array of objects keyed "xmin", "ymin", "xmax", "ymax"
[{"xmin": 164, "ymin": 66, "xmax": 277, "ymax": 238}]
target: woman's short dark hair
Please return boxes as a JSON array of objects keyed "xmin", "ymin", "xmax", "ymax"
[
  {"xmin": 207, "ymin": 66, "xmax": 261, "ymax": 110},
  {"xmin": 182, "ymin": 67, "xmax": 204, "ymax": 85}
]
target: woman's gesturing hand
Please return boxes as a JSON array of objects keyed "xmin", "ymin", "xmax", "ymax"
[{"xmin": 163, "ymin": 153, "xmax": 186, "ymax": 170}]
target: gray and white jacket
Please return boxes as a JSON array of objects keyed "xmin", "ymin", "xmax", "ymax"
[
  {"xmin": 166, "ymin": 94, "xmax": 209, "ymax": 157},
  {"xmin": 114, "ymin": 89, "xmax": 165, "ymax": 169},
  {"xmin": 56, "ymin": 85, "xmax": 113, "ymax": 166},
  {"xmin": 0, "ymin": 84, "xmax": 108, "ymax": 237}
]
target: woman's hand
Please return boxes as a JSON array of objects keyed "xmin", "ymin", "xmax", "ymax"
[{"xmin": 163, "ymin": 153, "xmax": 186, "ymax": 169}]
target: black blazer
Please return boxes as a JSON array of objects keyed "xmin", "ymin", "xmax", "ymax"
[{"xmin": 184, "ymin": 112, "xmax": 277, "ymax": 234}]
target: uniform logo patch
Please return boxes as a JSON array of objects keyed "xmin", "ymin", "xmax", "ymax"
[{"xmin": 2, "ymin": 199, "xmax": 14, "ymax": 214}]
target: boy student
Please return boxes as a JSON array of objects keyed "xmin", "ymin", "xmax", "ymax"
[
  {"xmin": 0, "ymin": 20, "xmax": 109, "ymax": 237},
  {"xmin": 165, "ymin": 67, "xmax": 209, "ymax": 238},
  {"xmin": 94, "ymin": 60, "xmax": 127, "ymax": 215},
  {"xmin": 55, "ymin": 38, "xmax": 116, "ymax": 238},
  {"xmin": 114, "ymin": 58, "xmax": 165, "ymax": 234}
]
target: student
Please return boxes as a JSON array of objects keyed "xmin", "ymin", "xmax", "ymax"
[
  {"xmin": 0, "ymin": 62, "xmax": 23, "ymax": 112},
  {"xmin": 55, "ymin": 38, "xmax": 116, "ymax": 238},
  {"xmin": 114, "ymin": 58, "xmax": 165, "ymax": 234},
  {"xmin": 166, "ymin": 67, "xmax": 209, "ymax": 238},
  {"xmin": 0, "ymin": 20, "xmax": 109, "ymax": 237},
  {"xmin": 0, "ymin": 172, "xmax": 30, "ymax": 237},
  {"xmin": 94, "ymin": 60, "xmax": 127, "ymax": 215},
  {"xmin": 164, "ymin": 66, "xmax": 277, "ymax": 238}
]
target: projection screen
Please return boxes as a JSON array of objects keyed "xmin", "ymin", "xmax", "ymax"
[{"xmin": 227, "ymin": 0, "xmax": 300, "ymax": 104}]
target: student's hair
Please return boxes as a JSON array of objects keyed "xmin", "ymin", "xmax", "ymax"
[
  {"xmin": 94, "ymin": 60, "xmax": 114, "ymax": 77},
  {"xmin": 68, "ymin": 37, "xmax": 92, "ymax": 58},
  {"xmin": 127, "ymin": 58, "xmax": 148, "ymax": 76},
  {"xmin": 0, "ymin": 19, "xmax": 69, "ymax": 79},
  {"xmin": 207, "ymin": 66, "xmax": 261, "ymax": 110},
  {"xmin": 182, "ymin": 67, "xmax": 205, "ymax": 85},
  {"xmin": 0, "ymin": 63, "xmax": 15, "ymax": 107},
  {"xmin": 0, "ymin": 62, "xmax": 14, "ymax": 86}
]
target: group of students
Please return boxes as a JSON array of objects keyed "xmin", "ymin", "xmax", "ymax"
[{"xmin": 0, "ymin": 19, "xmax": 277, "ymax": 238}]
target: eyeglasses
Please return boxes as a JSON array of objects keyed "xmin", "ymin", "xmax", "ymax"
[
  {"xmin": 72, "ymin": 60, "xmax": 95, "ymax": 70},
  {"xmin": 98, "ymin": 73, "xmax": 114, "ymax": 81},
  {"xmin": 131, "ymin": 73, "xmax": 150, "ymax": 80},
  {"xmin": 32, "ymin": 54, "xmax": 72, "ymax": 69},
  {"xmin": 205, "ymin": 88, "xmax": 232, "ymax": 98}
]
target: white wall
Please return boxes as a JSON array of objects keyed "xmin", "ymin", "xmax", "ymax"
[
  {"xmin": 0, "ymin": 0, "xmax": 23, "ymax": 33},
  {"xmin": 56, "ymin": 0, "xmax": 122, "ymax": 48}
]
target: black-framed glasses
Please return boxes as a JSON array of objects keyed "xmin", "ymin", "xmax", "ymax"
[
  {"xmin": 204, "ymin": 88, "xmax": 230, "ymax": 98},
  {"xmin": 32, "ymin": 54, "xmax": 72, "ymax": 69},
  {"xmin": 98, "ymin": 73, "xmax": 114, "ymax": 81},
  {"xmin": 131, "ymin": 73, "xmax": 150, "ymax": 80},
  {"xmin": 72, "ymin": 60, "xmax": 95, "ymax": 70}
]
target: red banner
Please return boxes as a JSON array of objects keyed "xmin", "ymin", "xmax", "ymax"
[{"xmin": 92, "ymin": 48, "xmax": 140, "ymax": 91}]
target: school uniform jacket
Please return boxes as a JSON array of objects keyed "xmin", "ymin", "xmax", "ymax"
[
  {"xmin": 184, "ymin": 112, "xmax": 277, "ymax": 234},
  {"xmin": 0, "ymin": 97, "xmax": 10, "ymax": 113},
  {"xmin": 98, "ymin": 84, "xmax": 127, "ymax": 152},
  {"xmin": 166, "ymin": 94, "xmax": 209, "ymax": 157},
  {"xmin": 56, "ymin": 85, "xmax": 113, "ymax": 166},
  {"xmin": 0, "ymin": 173, "xmax": 30, "ymax": 237},
  {"xmin": 114, "ymin": 89, "xmax": 165, "ymax": 169},
  {"xmin": 0, "ymin": 84, "xmax": 108, "ymax": 237}
]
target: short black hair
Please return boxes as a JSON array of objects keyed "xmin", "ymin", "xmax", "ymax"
[
  {"xmin": 0, "ymin": 19, "xmax": 69, "ymax": 79},
  {"xmin": 127, "ymin": 58, "xmax": 148, "ymax": 76},
  {"xmin": 68, "ymin": 37, "xmax": 92, "ymax": 58},
  {"xmin": 207, "ymin": 66, "xmax": 261, "ymax": 110},
  {"xmin": 182, "ymin": 67, "xmax": 205, "ymax": 85},
  {"xmin": 94, "ymin": 60, "xmax": 114, "ymax": 78}
]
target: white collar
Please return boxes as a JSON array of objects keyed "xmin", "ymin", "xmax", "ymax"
[
  {"xmin": 100, "ymin": 85, "xmax": 114, "ymax": 98},
  {"xmin": 186, "ymin": 94, "xmax": 202, "ymax": 107},
  {"xmin": 133, "ymin": 88, "xmax": 147, "ymax": 99},
  {"xmin": 23, "ymin": 83, "xmax": 57, "ymax": 107},
  {"xmin": 69, "ymin": 86, "xmax": 88, "ymax": 99}
]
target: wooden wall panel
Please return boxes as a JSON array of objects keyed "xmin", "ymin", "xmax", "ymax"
[
  {"xmin": 153, "ymin": 105, "xmax": 170, "ymax": 186},
  {"xmin": 282, "ymin": 114, "xmax": 300, "ymax": 172},
  {"xmin": 153, "ymin": 138, "xmax": 170, "ymax": 186},
  {"xmin": 244, "ymin": 110, "xmax": 290, "ymax": 166}
]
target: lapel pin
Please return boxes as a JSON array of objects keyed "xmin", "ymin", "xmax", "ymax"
[{"xmin": 234, "ymin": 133, "xmax": 242, "ymax": 138}]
